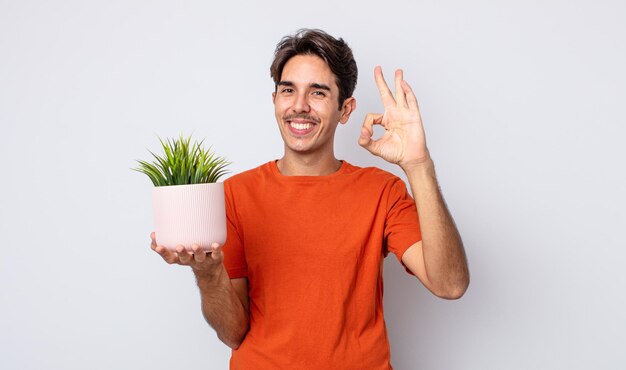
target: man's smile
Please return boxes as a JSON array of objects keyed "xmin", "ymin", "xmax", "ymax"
[
  {"xmin": 284, "ymin": 114, "xmax": 320, "ymax": 135},
  {"xmin": 289, "ymin": 122, "xmax": 314, "ymax": 130}
]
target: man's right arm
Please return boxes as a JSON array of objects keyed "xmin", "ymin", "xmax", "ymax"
[
  {"xmin": 196, "ymin": 271, "xmax": 249, "ymax": 349},
  {"xmin": 151, "ymin": 233, "xmax": 249, "ymax": 349}
]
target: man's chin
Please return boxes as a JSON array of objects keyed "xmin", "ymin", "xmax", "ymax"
[{"xmin": 284, "ymin": 140, "xmax": 316, "ymax": 154}]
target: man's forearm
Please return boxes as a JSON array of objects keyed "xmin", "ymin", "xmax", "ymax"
[
  {"xmin": 195, "ymin": 266, "xmax": 249, "ymax": 349},
  {"xmin": 402, "ymin": 158, "xmax": 469, "ymax": 298}
]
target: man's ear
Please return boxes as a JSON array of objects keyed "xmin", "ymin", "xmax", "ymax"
[
  {"xmin": 339, "ymin": 97, "xmax": 357, "ymax": 124},
  {"xmin": 272, "ymin": 91, "xmax": 276, "ymax": 103}
]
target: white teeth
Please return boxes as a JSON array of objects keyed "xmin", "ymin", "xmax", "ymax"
[{"xmin": 290, "ymin": 122, "xmax": 313, "ymax": 130}]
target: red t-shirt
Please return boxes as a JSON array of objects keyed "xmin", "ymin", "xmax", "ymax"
[{"xmin": 223, "ymin": 160, "xmax": 421, "ymax": 369}]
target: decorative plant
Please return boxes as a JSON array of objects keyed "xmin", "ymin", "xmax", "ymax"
[{"xmin": 135, "ymin": 135, "xmax": 230, "ymax": 186}]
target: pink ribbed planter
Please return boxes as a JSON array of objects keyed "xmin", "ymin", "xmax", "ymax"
[{"xmin": 152, "ymin": 183, "xmax": 226, "ymax": 252}]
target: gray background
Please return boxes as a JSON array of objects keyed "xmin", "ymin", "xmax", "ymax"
[{"xmin": 1, "ymin": 0, "xmax": 625, "ymax": 369}]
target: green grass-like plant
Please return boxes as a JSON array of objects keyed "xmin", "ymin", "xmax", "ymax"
[{"xmin": 134, "ymin": 135, "xmax": 230, "ymax": 186}]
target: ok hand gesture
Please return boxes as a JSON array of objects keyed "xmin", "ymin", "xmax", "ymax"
[{"xmin": 359, "ymin": 67, "xmax": 430, "ymax": 167}]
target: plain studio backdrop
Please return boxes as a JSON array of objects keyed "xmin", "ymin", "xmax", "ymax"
[{"xmin": 1, "ymin": 1, "xmax": 625, "ymax": 369}]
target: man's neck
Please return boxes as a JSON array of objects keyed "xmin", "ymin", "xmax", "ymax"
[{"xmin": 276, "ymin": 152, "xmax": 342, "ymax": 176}]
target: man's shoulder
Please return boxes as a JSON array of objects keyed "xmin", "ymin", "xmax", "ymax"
[
  {"xmin": 225, "ymin": 162, "xmax": 273, "ymax": 186},
  {"xmin": 342, "ymin": 161, "xmax": 403, "ymax": 183}
]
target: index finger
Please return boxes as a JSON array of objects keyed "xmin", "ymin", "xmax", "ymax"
[
  {"xmin": 210, "ymin": 242, "xmax": 224, "ymax": 262},
  {"xmin": 374, "ymin": 66, "xmax": 396, "ymax": 107}
]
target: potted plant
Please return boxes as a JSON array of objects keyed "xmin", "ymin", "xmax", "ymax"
[{"xmin": 134, "ymin": 135, "xmax": 230, "ymax": 252}]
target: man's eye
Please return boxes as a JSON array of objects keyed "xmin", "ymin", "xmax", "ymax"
[
  {"xmin": 312, "ymin": 91, "xmax": 326, "ymax": 96},
  {"xmin": 282, "ymin": 88, "xmax": 294, "ymax": 93}
]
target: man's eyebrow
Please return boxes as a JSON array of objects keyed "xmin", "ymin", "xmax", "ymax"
[
  {"xmin": 277, "ymin": 81, "xmax": 331, "ymax": 91},
  {"xmin": 310, "ymin": 83, "xmax": 331, "ymax": 91}
]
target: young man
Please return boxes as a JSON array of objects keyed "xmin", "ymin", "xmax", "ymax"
[{"xmin": 151, "ymin": 29, "xmax": 469, "ymax": 369}]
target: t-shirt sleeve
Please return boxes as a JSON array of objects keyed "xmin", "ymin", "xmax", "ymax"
[
  {"xmin": 383, "ymin": 177, "xmax": 422, "ymax": 273},
  {"xmin": 222, "ymin": 180, "xmax": 248, "ymax": 279}
]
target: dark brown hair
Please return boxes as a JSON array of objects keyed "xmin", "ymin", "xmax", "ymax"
[{"xmin": 270, "ymin": 29, "xmax": 358, "ymax": 109}]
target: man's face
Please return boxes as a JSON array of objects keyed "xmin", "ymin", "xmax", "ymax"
[{"xmin": 272, "ymin": 54, "xmax": 353, "ymax": 156}]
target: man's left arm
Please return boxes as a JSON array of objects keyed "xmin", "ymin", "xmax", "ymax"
[
  {"xmin": 359, "ymin": 67, "xmax": 469, "ymax": 299},
  {"xmin": 401, "ymin": 158, "xmax": 469, "ymax": 299}
]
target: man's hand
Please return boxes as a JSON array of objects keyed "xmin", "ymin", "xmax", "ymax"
[
  {"xmin": 150, "ymin": 232, "xmax": 250, "ymax": 348},
  {"xmin": 359, "ymin": 66, "xmax": 430, "ymax": 167},
  {"xmin": 150, "ymin": 232, "xmax": 224, "ymax": 279}
]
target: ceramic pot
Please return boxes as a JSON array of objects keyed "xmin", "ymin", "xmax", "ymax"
[{"xmin": 152, "ymin": 183, "xmax": 226, "ymax": 251}]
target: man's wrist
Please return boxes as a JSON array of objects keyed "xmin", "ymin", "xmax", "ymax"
[
  {"xmin": 400, "ymin": 155, "xmax": 435, "ymax": 175},
  {"xmin": 194, "ymin": 265, "xmax": 227, "ymax": 288}
]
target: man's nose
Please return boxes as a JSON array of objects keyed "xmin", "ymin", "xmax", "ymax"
[{"xmin": 292, "ymin": 92, "xmax": 310, "ymax": 113}]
